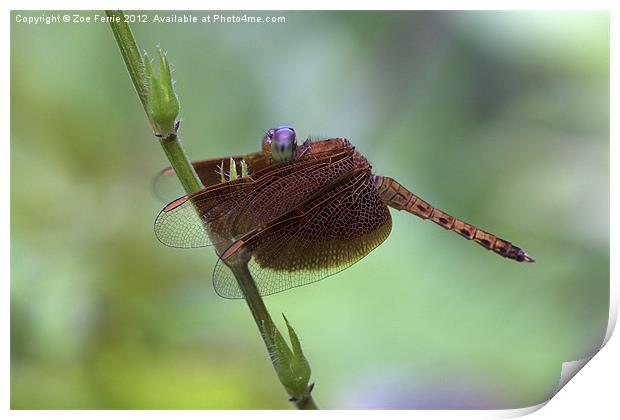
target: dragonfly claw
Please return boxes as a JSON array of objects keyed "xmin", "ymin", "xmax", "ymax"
[
  {"xmin": 515, "ymin": 247, "xmax": 535, "ymax": 263},
  {"xmin": 522, "ymin": 253, "xmax": 535, "ymax": 263}
]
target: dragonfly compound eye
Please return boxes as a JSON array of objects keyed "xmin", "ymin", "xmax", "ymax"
[{"xmin": 270, "ymin": 126, "xmax": 297, "ymax": 163}]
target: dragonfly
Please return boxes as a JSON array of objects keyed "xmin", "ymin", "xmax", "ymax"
[{"xmin": 154, "ymin": 126, "xmax": 534, "ymax": 298}]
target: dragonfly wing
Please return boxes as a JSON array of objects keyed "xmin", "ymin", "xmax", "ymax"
[
  {"xmin": 213, "ymin": 170, "xmax": 392, "ymax": 298},
  {"xmin": 154, "ymin": 178, "xmax": 257, "ymax": 248},
  {"xmin": 154, "ymin": 145, "xmax": 355, "ymax": 249},
  {"xmin": 231, "ymin": 149, "xmax": 356, "ymax": 237}
]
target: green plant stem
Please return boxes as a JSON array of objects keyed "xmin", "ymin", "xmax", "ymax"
[
  {"xmin": 159, "ymin": 132, "xmax": 203, "ymax": 194},
  {"xmin": 229, "ymin": 261, "xmax": 276, "ymax": 342},
  {"xmin": 106, "ymin": 10, "xmax": 202, "ymax": 193},
  {"xmin": 106, "ymin": 10, "xmax": 317, "ymax": 410},
  {"xmin": 105, "ymin": 11, "xmax": 149, "ymax": 122},
  {"xmin": 228, "ymin": 262, "xmax": 318, "ymax": 410}
]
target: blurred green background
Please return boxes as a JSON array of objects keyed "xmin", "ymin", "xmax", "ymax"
[{"xmin": 11, "ymin": 11, "xmax": 609, "ymax": 409}]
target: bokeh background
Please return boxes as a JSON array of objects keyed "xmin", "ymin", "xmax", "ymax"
[{"xmin": 11, "ymin": 11, "xmax": 609, "ymax": 409}]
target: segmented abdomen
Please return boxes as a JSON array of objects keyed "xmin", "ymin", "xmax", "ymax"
[{"xmin": 373, "ymin": 175, "xmax": 534, "ymax": 262}]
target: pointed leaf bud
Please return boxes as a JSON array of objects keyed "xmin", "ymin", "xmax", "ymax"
[{"xmin": 144, "ymin": 47, "xmax": 180, "ymax": 135}]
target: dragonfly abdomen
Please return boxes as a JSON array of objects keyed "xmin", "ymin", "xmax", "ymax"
[{"xmin": 373, "ymin": 175, "xmax": 534, "ymax": 263}]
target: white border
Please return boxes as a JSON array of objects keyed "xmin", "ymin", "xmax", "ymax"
[{"xmin": 4, "ymin": 1, "xmax": 617, "ymax": 418}]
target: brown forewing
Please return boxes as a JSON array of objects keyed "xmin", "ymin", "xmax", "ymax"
[{"xmin": 213, "ymin": 169, "xmax": 392, "ymax": 298}]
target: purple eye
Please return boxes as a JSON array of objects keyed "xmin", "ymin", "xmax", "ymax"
[
  {"xmin": 273, "ymin": 126, "xmax": 296, "ymax": 143},
  {"xmin": 266, "ymin": 126, "xmax": 297, "ymax": 163}
]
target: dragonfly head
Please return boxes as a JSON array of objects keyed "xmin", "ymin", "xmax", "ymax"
[{"xmin": 263, "ymin": 126, "xmax": 297, "ymax": 164}]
